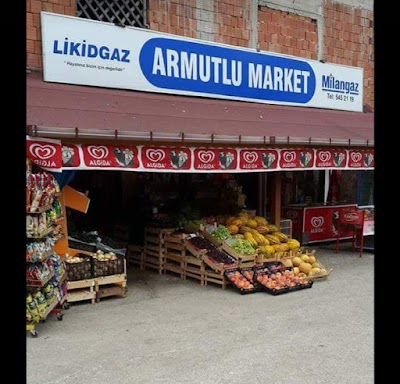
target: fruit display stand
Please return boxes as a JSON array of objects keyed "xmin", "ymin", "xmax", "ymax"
[
  {"xmin": 138, "ymin": 211, "xmax": 331, "ymax": 295},
  {"xmin": 55, "ymin": 186, "xmax": 128, "ymax": 304}
]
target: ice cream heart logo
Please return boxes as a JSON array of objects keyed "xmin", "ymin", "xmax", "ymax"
[
  {"xmin": 243, "ymin": 151, "xmax": 258, "ymax": 163},
  {"xmin": 29, "ymin": 144, "xmax": 56, "ymax": 160},
  {"xmin": 311, "ymin": 216, "xmax": 324, "ymax": 228},
  {"xmin": 319, "ymin": 151, "xmax": 331, "ymax": 162},
  {"xmin": 87, "ymin": 145, "xmax": 109, "ymax": 159},
  {"xmin": 286, "ymin": 211, "xmax": 298, "ymax": 220},
  {"xmin": 198, "ymin": 150, "xmax": 215, "ymax": 163},
  {"xmin": 351, "ymin": 152, "xmax": 362, "ymax": 163},
  {"xmin": 146, "ymin": 149, "xmax": 165, "ymax": 162},
  {"xmin": 283, "ymin": 151, "xmax": 296, "ymax": 163}
]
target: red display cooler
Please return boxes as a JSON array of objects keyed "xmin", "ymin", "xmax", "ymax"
[{"xmin": 283, "ymin": 203, "xmax": 357, "ymax": 244}]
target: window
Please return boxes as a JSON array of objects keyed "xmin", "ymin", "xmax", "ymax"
[{"xmin": 76, "ymin": 0, "xmax": 147, "ymax": 28}]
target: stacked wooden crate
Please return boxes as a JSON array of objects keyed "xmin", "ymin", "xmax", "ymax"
[
  {"xmin": 127, "ymin": 245, "xmax": 144, "ymax": 269},
  {"xmin": 163, "ymin": 235, "xmax": 186, "ymax": 279},
  {"xmin": 183, "ymin": 240, "xmax": 206, "ymax": 286},
  {"xmin": 143, "ymin": 227, "xmax": 174, "ymax": 274}
]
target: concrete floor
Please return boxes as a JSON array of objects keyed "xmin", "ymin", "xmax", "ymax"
[{"xmin": 27, "ymin": 245, "xmax": 374, "ymax": 384}]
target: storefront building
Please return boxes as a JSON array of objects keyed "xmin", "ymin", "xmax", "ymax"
[{"xmin": 26, "ymin": 0, "xmax": 374, "ymax": 245}]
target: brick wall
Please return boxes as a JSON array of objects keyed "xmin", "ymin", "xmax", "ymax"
[
  {"xmin": 26, "ymin": 0, "xmax": 75, "ymax": 69},
  {"xmin": 324, "ymin": 0, "xmax": 374, "ymax": 111},
  {"xmin": 258, "ymin": 7, "xmax": 318, "ymax": 60},
  {"xmin": 148, "ymin": 0, "xmax": 252, "ymax": 48}
]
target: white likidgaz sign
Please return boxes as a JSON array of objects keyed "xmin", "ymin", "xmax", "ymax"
[{"xmin": 41, "ymin": 12, "xmax": 363, "ymax": 112}]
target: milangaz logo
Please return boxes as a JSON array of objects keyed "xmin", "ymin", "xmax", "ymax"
[{"xmin": 322, "ymin": 74, "xmax": 359, "ymax": 95}]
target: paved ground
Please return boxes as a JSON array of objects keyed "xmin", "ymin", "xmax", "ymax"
[{"xmin": 27, "ymin": 244, "xmax": 374, "ymax": 384}]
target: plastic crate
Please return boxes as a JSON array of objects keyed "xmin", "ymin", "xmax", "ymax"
[
  {"xmin": 93, "ymin": 255, "xmax": 125, "ymax": 277},
  {"xmin": 65, "ymin": 255, "xmax": 93, "ymax": 281}
]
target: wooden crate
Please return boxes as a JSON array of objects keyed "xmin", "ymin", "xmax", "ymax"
[
  {"xmin": 67, "ymin": 279, "xmax": 96, "ymax": 305},
  {"xmin": 95, "ymin": 285, "xmax": 127, "ymax": 302},
  {"xmin": 163, "ymin": 241, "xmax": 185, "ymax": 278},
  {"xmin": 184, "ymin": 240, "xmax": 207, "ymax": 259},
  {"xmin": 202, "ymin": 254, "xmax": 237, "ymax": 274},
  {"xmin": 164, "ymin": 253, "xmax": 185, "ymax": 279},
  {"xmin": 164, "ymin": 233, "xmax": 188, "ymax": 243},
  {"xmin": 183, "ymin": 256, "xmax": 205, "ymax": 285},
  {"xmin": 198, "ymin": 229, "xmax": 224, "ymax": 247},
  {"xmin": 274, "ymin": 249, "xmax": 300, "ymax": 260},
  {"xmin": 204, "ymin": 268, "xmax": 227, "ymax": 289},
  {"xmin": 127, "ymin": 245, "xmax": 144, "ymax": 269},
  {"xmin": 144, "ymin": 227, "xmax": 175, "ymax": 245},
  {"xmin": 143, "ymin": 251, "xmax": 165, "ymax": 274},
  {"xmin": 238, "ymin": 258, "xmax": 256, "ymax": 269},
  {"xmin": 220, "ymin": 242, "xmax": 257, "ymax": 268},
  {"xmin": 94, "ymin": 274, "xmax": 127, "ymax": 302},
  {"xmin": 95, "ymin": 273, "xmax": 127, "ymax": 287}
]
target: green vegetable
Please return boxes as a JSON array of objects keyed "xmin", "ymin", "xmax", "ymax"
[
  {"xmin": 231, "ymin": 239, "xmax": 256, "ymax": 255},
  {"xmin": 211, "ymin": 225, "xmax": 231, "ymax": 240}
]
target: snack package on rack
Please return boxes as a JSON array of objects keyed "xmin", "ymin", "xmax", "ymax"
[
  {"xmin": 26, "ymin": 260, "xmax": 53, "ymax": 283},
  {"xmin": 44, "ymin": 283, "xmax": 57, "ymax": 305},
  {"xmin": 26, "ymin": 293, "xmax": 40, "ymax": 323},
  {"xmin": 33, "ymin": 290, "xmax": 47, "ymax": 319},
  {"xmin": 50, "ymin": 253, "xmax": 66, "ymax": 282},
  {"xmin": 26, "ymin": 171, "xmax": 59, "ymax": 212},
  {"xmin": 60, "ymin": 280, "xmax": 68, "ymax": 298},
  {"xmin": 26, "ymin": 238, "xmax": 55, "ymax": 262},
  {"xmin": 38, "ymin": 212, "xmax": 48, "ymax": 233},
  {"xmin": 52, "ymin": 224, "xmax": 63, "ymax": 241},
  {"xmin": 30, "ymin": 188, "xmax": 43, "ymax": 213},
  {"xmin": 54, "ymin": 286, "xmax": 62, "ymax": 302}
]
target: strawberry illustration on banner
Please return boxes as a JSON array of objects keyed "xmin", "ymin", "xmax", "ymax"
[
  {"xmin": 194, "ymin": 148, "xmax": 236, "ymax": 170},
  {"xmin": 239, "ymin": 149, "xmax": 278, "ymax": 170},
  {"xmin": 26, "ymin": 137, "xmax": 62, "ymax": 171},
  {"xmin": 315, "ymin": 149, "xmax": 347, "ymax": 168},
  {"xmin": 142, "ymin": 146, "xmax": 191, "ymax": 170},
  {"xmin": 62, "ymin": 145, "xmax": 81, "ymax": 167},
  {"xmin": 279, "ymin": 150, "xmax": 314, "ymax": 168},
  {"xmin": 81, "ymin": 144, "xmax": 139, "ymax": 168}
]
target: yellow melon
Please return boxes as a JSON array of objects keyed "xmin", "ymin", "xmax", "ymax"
[{"xmin": 299, "ymin": 262, "xmax": 312, "ymax": 275}]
